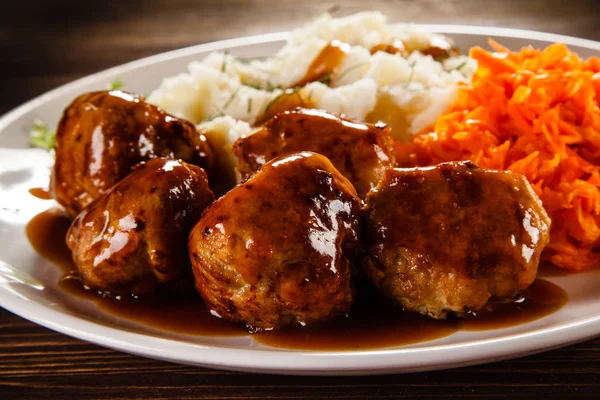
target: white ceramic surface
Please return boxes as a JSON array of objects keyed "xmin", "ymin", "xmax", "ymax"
[{"xmin": 1, "ymin": 26, "xmax": 600, "ymax": 376}]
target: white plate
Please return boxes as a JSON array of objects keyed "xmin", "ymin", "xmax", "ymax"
[{"xmin": 1, "ymin": 26, "xmax": 600, "ymax": 376}]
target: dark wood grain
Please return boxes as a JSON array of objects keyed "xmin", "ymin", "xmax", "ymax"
[{"xmin": 1, "ymin": 0, "xmax": 600, "ymax": 398}]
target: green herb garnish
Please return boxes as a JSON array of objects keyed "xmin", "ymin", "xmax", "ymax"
[
  {"xmin": 200, "ymin": 113, "xmax": 224, "ymax": 124},
  {"xmin": 221, "ymin": 51, "xmax": 229, "ymax": 72},
  {"xmin": 336, "ymin": 62, "xmax": 370, "ymax": 82},
  {"xmin": 29, "ymin": 119, "xmax": 56, "ymax": 151},
  {"xmin": 108, "ymin": 78, "xmax": 124, "ymax": 90},
  {"xmin": 263, "ymin": 87, "xmax": 303, "ymax": 115},
  {"xmin": 266, "ymin": 81, "xmax": 283, "ymax": 92},
  {"xmin": 241, "ymin": 80, "xmax": 282, "ymax": 92},
  {"xmin": 405, "ymin": 62, "xmax": 416, "ymax": 88},
  {"xmin": 223, "ymin": 87, "xmax": 240, "ymax": 110},
  {"xmin": 317, "ymin": 73, "xmax": 332, "ymax": 85},
  {"xmin": 242, "ymin": 82, "xmax": 263, "ymax": 90}
]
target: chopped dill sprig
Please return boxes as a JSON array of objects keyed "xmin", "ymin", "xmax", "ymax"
[
  {"xmin": 266, "ymin": 81, "xmax": 283, "ymax": 92},
  {"xmin": 453, "ymin": 61, "xmax": 468, "ymax": 77},
  {"xmin": 317, "ymin": 73, "xmax": 332, "ymax": 85},
  {"xmin": 108, "ymin": 78, "xmax": 124, "ymax": 90},
  {"xmin": 29, "ymin": 119, "xmax": 56, "ymax": 151},
  {"xmin": 221, "ymin": 50, "xmax": 229, "ymax": 72},
  {"xmin": 223, "ymin": 87, "xmax": 240, "ymax": 110},
  {"xmin": 242, "ymin": 82, "xmax": 263, "ymax": 90},
  {"xmin": 200, "ymin": 105, "xmax": 227, "ymax": 123},
  {"xmin": 241, "ymin": 81, "xmax": 282, "ymax": 92},
  {"xmin": 263, "ymin": 92, "xmax": 284, "ymax": 115},
  {"xmin": 263, "ymin": 87, "xmax": 302, "ymax": 115},
  {"xmin": 200, "ymin": 113, "xmax": 225, "ymax": 124},
  {"xmin": 405, "ymin": 62, "xmax": 416, "ymax": 88},
  {"xmin": 336, "ymin": 62, "xmax": 370, "ymax": 82},
  {"xmin": 454, "ymin": 61, "xmax": 467, "ymax": 71}
]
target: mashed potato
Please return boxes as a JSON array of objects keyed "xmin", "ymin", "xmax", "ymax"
[{"xmin": 148, "ymin": 11, "xmax": 475, "ymax": 164}]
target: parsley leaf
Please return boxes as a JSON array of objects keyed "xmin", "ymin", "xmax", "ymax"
[
  {"xmin": 29, "ymin": 119, "xmax": 56, "ymax": 151},
  {"xmin": 108, "ymin": 78, "xmax": 124, "ymax": 91}
]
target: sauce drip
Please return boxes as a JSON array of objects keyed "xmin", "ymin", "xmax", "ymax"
[
  {"xmin": 26, "ymin": 208, "xmax": 569, "ymax": 350},
  {"xmin": 26, "ymin": 208, "xmax": 74, "ymax": 273},
  {"xmin": 370, "ymin": 41, "xmax": 407, "ymax": 56},
  {"xmin": 418, "ymin": 36, "xmax": 457, "ymax": 60},
  {"xmin": 257, "ymin": 89, "xmax": 314, "ymax": 124},
  {"xmin": 294, "ymin": 40, "xmax": 350, "ymax": 87},
  {"xmin": 257, "ymin": 40, "xmax": 349, "ymax": 124},
  {"xmin": 29, "ymin": 187, "xmax": 53, "ymax": 200}
]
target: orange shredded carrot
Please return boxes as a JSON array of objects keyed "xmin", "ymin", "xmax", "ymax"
[{"xmin": 402, "ymin": 42, "xmax": 600, "ymax": 271}]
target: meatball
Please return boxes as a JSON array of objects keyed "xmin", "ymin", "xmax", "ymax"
[
  {"xmin": 232, "ymin": 108, "xmax": 395, "ymax": 198},
  {"xmin": 189, "ymin": 152, "xmax": 361, "ymax": 331},
  {"xmin": 67, "ymin": 158, "xmax": 215, "ymax": 298},
  {"xmin": 362, "ymin": 161, "xmax": 551, "ymax": 319},
  {"xmin": 52, "ymin": 90, "xmax": 214, "ymax": 216}
]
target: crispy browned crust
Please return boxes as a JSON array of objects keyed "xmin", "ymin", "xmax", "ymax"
[
  {"xmin": 233, "ymin": 108, "xmax": 395, "ymax": 198},
  {"xmin": 52, "ymin": 90, "xmax": 214, "ymax": 216},
  {"xmin": 67, "ymin": 158, "xmax": 215, "ymax": 298},
  {"xmin": 189, "ymin": 151, "xmax": 361, "ymax": 330},
  {"xmin": 362, "ymin": 161, "xmax": 551, "ymax": 318}
]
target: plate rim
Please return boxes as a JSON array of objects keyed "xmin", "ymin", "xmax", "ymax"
[{"xmin": 1, "ymin": 25, "xmax": 600, "ymax": 375}]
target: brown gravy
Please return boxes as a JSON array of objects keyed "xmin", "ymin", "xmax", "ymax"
[
  {"xmin": 257, "ymin": 89, "xmax": 315, "ymax": 124},
  {"xmin": 256, "ymin": 40, "xmax": 350, "ymax": 124},
  {"xmin": 58, "ymin": 275, "xmax": 246, "ymax": 336},
  {"xmin": 29, "ymin": 187, "xmax": 52, "ymax": 200},
  {"xmin": 294, "ymin": 40, "xmax": 350, "ymax": 88},
  {"xmin": 370, "ymin": 41, "xmax": 407, "ymax": 56},
  {"xmin": 26, "ymin": 208, "xmax": 74, "ymax": 272},
  {"xmin": 26, "ymin": 208, "xmax": 569, "ymax": 350}
]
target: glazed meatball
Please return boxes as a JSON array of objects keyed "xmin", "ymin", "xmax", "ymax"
[
  {"xmin": 232, "ymin": 108, "xmax": 395, "ymax": 198},
  {"xmin": 362, "ymin": 161, "xmax": 551, "ymax": 319},
  {"xmin": 189, "ymin": 152, "xmax": 361, "ymax": 331},
  {"xmin": 52, "ymin": 90, "xmax": 214, "ymax": 216},
  {"xmin": 67, "ymin": 158, "xmax": 215, "ymax": 298}
]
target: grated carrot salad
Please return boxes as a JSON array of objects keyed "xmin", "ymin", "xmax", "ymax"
[{"xmin": 400, "ymin": 41, "xmax": 600, "ymax": 271}]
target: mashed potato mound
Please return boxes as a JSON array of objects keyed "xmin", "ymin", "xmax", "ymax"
[{"xmin": 148, "ymin": 11, "xmax": 475, "ymax": 165}]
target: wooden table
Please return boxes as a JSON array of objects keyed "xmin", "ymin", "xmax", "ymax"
[{"xmin": 1, "ymin": 1, "xmax": 599, "ymax": 398}]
